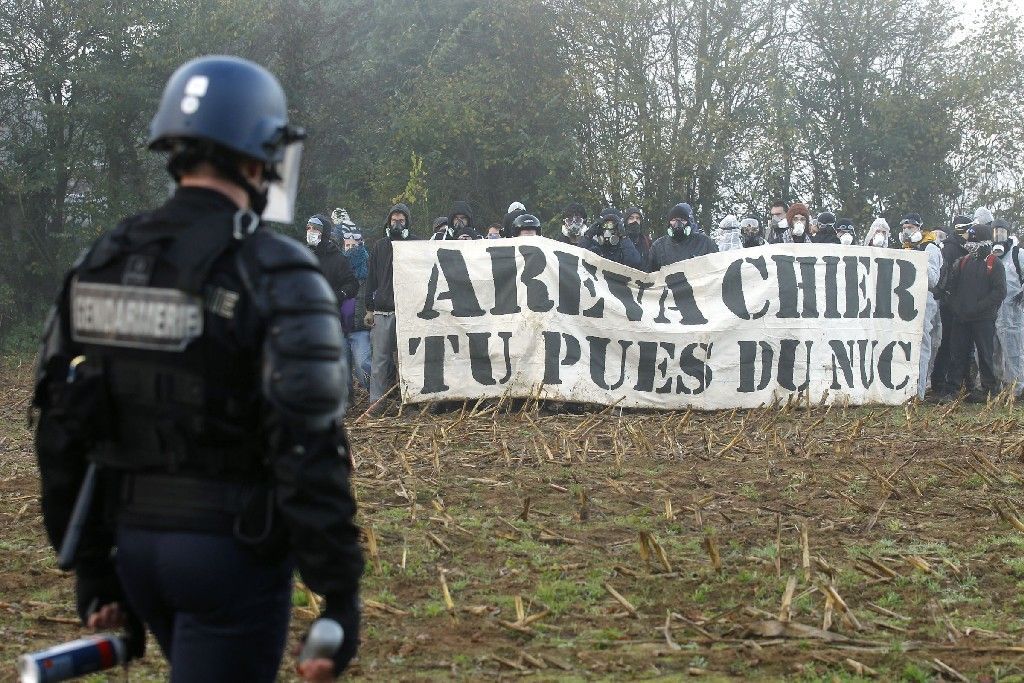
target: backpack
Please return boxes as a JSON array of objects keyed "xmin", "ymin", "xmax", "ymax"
[{"xmin": 957, "ymin": 253, "xmax": 997, "ymax": 274}]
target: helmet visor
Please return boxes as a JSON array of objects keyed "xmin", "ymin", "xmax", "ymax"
[{"xmin": 262, "ymin": 142, "xmax": 303, "ymax": 224}]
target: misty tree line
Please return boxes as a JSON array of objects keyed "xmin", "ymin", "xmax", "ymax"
[{"xmin": 1, "ymin": 0, "xmax": 1022, "ymax": 348}]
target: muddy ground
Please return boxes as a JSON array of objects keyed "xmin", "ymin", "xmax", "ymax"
[{"xmin": 3, "ymin": 353, "xmax": 1024, "ymax": 682}]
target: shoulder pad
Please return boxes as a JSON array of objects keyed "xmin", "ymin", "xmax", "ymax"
[
  {"xmin": 263, "ymin": 312, "xmax": 349, "ymax": 429},
  {"xmin": 267, "ymin": 268, "xmax": 339, "ymax": 314},
  {"xmin": 249, "ymin": 230, "xmax": 319, "ymax": 272}
]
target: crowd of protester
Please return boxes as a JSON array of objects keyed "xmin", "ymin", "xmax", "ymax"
[{"xmin": 302, "ymin": 200, "xmax": 1024, "ymax": 414}]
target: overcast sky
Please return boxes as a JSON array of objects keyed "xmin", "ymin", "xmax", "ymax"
[{"xmin": 959, "ymin": 0, "xmax": 1023, "ymax": 20}]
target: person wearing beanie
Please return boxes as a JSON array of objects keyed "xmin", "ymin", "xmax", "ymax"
[
  {"xmin": 784, "ymin": 203, "xmax": 813, "ymax": 244},
  {"xmin": 331, "ymin": 207, "xmax": 355, "ymax": 229},
  {"xmin": 862, "ymin": 218, "xmax": 892, "ymax": 248},
  {"xmin": 836, "ymin": 218, "xmax": 856, "ymax": 246},
  {"xmin": 713, "ymin": 214, "xmax": 743, "ymax": 251},
  {"xmin": 624, "ymin": 206, "xmax": 653, "ymax": 261},
  {"xmin": 941, "ymin": 223, "xmax": 1007, "ymax": 402},
  {"xmin": 559, "ymin": 201, "xmax": 588, "ymax": 245},
  {"xmin": 366, "ymin": 203, "xmax": 418, "ymax": 412},
  {"xmin": 645, "ymin": 202, "xmax": 718, "ymax": 272},
  {"xmin": 931, "ymin": 214, "xmax": 973, "ymax": 396},
  {"xmin": 897, "ymin": 213, "xmax": 943, "ymax": 399},
  {"xmin": 329, "ymin": 207, "xmax": 358, "ymax": 246},
  {"xmin": 305, "ymin": 214, "xmax": 359, "ymax": 308},
  {"xmin": 812, "ymin": 211, "xmax": 840, "ymax": 244},
  {"xmin": 992, "ymin": 218, "xmax": 1024, "ymax": 396},
  {"xmin": 974, "ymin": 207, "xmax": 994, "ymax": 226},
  {"xmin": 579, "ymin": 207, "xmax": 642, "ymax": 268}
]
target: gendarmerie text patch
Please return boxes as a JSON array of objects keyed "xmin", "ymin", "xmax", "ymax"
[{"xmin": 70, "ymin": 280, "xmax": 204, "ymax": 351}]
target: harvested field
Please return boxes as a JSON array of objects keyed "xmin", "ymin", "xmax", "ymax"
[{"xmin": 3, "ymin": 353, "xmax": 1024, "ymax": 681}]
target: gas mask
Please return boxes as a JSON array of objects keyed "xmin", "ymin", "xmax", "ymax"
[
  {"xmin": 486, "ymin": 232, "xmax": 502, "ymax": 240},
  {"xmin": 599, "ymin": 220, "xmax": 621, "ymax": 246},
  {"xmin": 839, "ymin": 232, "xmax": 854, "ymax": 246},
  {"xmin": 562, "ymin": 216, "xmax": 584, "ymax": 237},
  {"xmin": 668, "ymin": 218, "xmax": 691, "ymax": 239},
  {"xmin": 901, "ymin": 226, "xmax": 923, "ymax": 244},
  {"xmin": 740, "ymin": 222, "xmax": 763, "ymax": 247},
  {"xmin": 791, "ymin": 218, "xmax": 806, "ymax": 237},
  {"xmin": 305, "ymin": 229, "xmax": 321, "ymax": 246},
  {"xmin": 871, "ymin": 232, "xmax": 887, "ymax": 247},
  {"xmin": 388, "ymin": 218, "xmax": 409, "ymax": 239}
]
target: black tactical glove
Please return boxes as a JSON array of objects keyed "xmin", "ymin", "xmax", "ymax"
[
  {"xmin": 322, "ymin": 592, "xmax": 361, "ymax": 676},
  {"xmin": 76, "ymin": 558, "xmax": 146, "ymax": 660}
]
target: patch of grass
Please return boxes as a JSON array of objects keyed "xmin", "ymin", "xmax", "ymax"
[
  {"xmin": 738, "ymin": 483, "xmax": 759, "ymax": 500},
  {"xmin": 964, "ymin": 473, "xmax": 987, "ymax": 489},
  {"xmin": 900, "ymin": 661, "xmax": 932, "ymax": 682},
  {"xmin": 877, "ymin": 589, "xmax": 903, "ymax": 609},
  {"xmin": 535, "ymin": 575, "xmax": 602, "ymax": 616},
  {"xmin": 1005, "ymin": 557, "xmax": 1024, "ymax": 579}
]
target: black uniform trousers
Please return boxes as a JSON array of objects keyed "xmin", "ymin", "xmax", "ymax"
[
  {"xmin": 116, "ymin": 526, "xmax": 293, "ymax": 683},
  {"xmin": 947, "ymin": 317, "xmax": 998, "ymax": 394}
]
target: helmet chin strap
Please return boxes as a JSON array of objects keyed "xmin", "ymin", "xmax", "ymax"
[{"xmin": 211, "ymin": 156, "xmax": 269, "ymax": 215}]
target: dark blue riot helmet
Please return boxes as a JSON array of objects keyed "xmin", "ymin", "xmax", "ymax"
[{"xmin": 147, "ymin": 55, "xmax": 306, "ymax": 223}]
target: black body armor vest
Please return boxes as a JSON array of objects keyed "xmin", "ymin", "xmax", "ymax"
[{"xmin": 69, "ymin": 212, "xmax": 264, "ymax": 479}]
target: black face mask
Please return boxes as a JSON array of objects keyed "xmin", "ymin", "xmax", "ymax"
[
  {"xmin": 212, "ymin": 157, "xmax": 268, "ymax": 215},
  {"xmin": 626, "ymin": 221, "xmax": 641, "ymax": 235}
]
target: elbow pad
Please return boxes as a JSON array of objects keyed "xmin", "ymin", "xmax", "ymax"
[{"xmin": 242, "ymin": 233, "xmax": 350, "ymax": 431}]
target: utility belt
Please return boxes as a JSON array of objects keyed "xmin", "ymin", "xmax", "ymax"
[{"xmin": 118, "ymin": 473, "xmax": 277, "ymax": 550}]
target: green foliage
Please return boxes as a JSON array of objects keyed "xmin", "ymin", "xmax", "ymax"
[{"xmin": 1, "ymin": 0, "xmax": 1022, "ymax": 343}]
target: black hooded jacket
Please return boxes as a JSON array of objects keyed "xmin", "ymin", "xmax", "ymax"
[
  {"xmin": 948, "ymin": 228, "xmax": 1007, "ymax": 322},
  {"xmin": 645, "ymin": 203, "xmax": 718, "ymax": 271},
  {"xmin": 437, "ymin": 200, "xmax": 481, "ymax": 240},
  {"xmin": 366, "ymin": 203, "xmax": 417, "ymax": 312},
  {"xmin": 937, "ymin": 232, "xmax": 966, "ymax": 305},
  {"xmin": 624, "ymin": 206, "xmax": 652, "ymax": 261},
  {"xmin": 309, "ymin": 214, "xmax": 359, "ymax": 304},
  {"xmin": 576, "ymin": 209, "xmax": 642, "ymax": 268}
]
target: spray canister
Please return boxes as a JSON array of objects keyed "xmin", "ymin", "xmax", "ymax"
[
  {"xmin": 19, "ymin": 634, "xmax": 126, "ymax": 683},
  {"xmin": 298, "ymin": 618, "xmax": 344, "ymax": 664}
]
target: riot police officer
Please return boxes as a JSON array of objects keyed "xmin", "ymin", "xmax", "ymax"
[{"xmin": 33, "ymin": 56, "xmax": 362, "ymax": 682}]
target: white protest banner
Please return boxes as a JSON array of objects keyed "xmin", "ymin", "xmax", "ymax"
[{"xmin": 393, "ymin": 239, "xmax": 928, "ymax": 409}]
